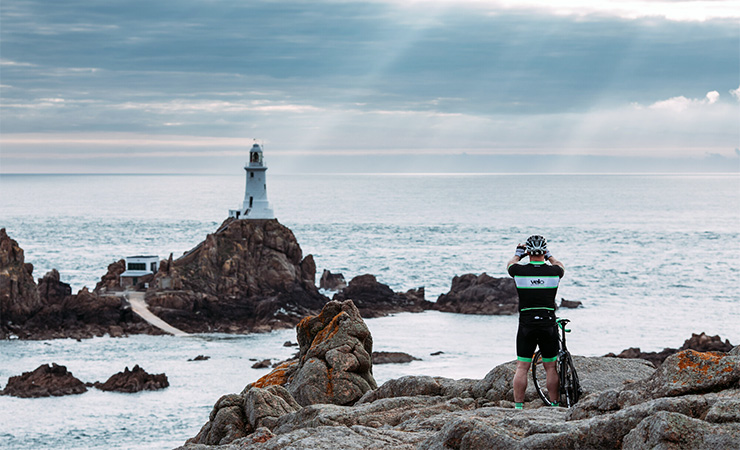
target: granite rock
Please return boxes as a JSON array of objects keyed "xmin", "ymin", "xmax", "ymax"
[
  {"xmin": 434, "ymin": 273, "xmax": 518, "ymax": 315},
  {"xmin": 332, "ymin": 274, "xmax": 432, "ymax": 318},
  {"xmin": 147, "ymin": 219, "xmax": 328, "ymax": 334},
  {"xmin": 94, "ymin": 365, "xmax": 169, "ymax": 392},
  {"xmin": 0, "ymin": 363, "xmax": 87, "ymax": 398}
]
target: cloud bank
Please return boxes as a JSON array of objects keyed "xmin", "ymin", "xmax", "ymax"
[{"xmin": 1, "ymin": 0, "xmax": 738, "ymax": 173}]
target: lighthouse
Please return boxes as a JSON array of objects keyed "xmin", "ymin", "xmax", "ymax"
[{"xmin": 228, "ymin": 142, "xmax": 274, "ymax": 220}]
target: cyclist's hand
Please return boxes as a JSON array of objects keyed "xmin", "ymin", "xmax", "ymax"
[
  {"xmin": 545, "ymin": 249, "xmax": 552, "ymax": 259},
  {"xmin": 515, "ymin": 244, "xmax": 527, "ymax": 258}
]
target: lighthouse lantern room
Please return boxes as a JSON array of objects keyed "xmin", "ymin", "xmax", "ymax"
[{"xmin": 228, "ymin": 143, "xmax": 274, "ymax": 220}]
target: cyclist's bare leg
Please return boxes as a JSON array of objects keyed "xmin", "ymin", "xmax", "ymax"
[
  {"xmin": 543, "ymin": 360, "xmax": 559, "ymax": 403},
  {"xmin": 513, "ymin": 360, "xmax": 531, "ymax": 403}
]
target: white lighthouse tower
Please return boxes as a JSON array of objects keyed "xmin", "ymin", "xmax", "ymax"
[{"xmin": 228, "ymin": 142, "xmax": 274, "ymax": 220}]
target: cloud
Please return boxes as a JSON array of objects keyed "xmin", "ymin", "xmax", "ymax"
[
  {"xmin": 731, "ymin": 85, "xmax": 740, "ymax": 102},
  {"xmin": 376, "ymin": 0, "xmax": 740, "ymax": 22},
  {"xmin": 648, "ymin": 91, "xmax": 722, "ymax": 112}
]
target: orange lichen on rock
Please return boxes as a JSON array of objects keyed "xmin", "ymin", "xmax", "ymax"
[
  {"xmin": 312, "ymin": 312, "xmax": 345, "ymax": 347},
  {"xmin": 250, "ymin": 360, "xmax": 298, "ymax": 389}
]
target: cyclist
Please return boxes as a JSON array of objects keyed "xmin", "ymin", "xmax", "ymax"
[{"xmin": 506, "ymin": 235, "xmax": 565, "ymax": 409}]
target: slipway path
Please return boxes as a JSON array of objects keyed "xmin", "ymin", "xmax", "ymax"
[{"xmin": 126, "ymin": 291, "xmax": 191, "ymax": 337}]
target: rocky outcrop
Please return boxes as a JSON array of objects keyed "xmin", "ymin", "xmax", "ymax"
[
  {"xmin": 1, "ymin": 229, "xmax": 157, "ymax": 340},
  {"xmin": 94, "ymin": 365, "xmax": 169, "ymax": 392},
  {"xmin": 319, "ymin": 269, "xmax": 346, "ymax": 291},
  {"xmin": 0, "ymin": 228, "xmax": 43, "ymax": 338},
  {"xmin": 434, "ymin": 273, "xmax": 518, "ymax": 315},
  {"xmin": 186, "ymin": 300, "xmax": 377, "ymax": 446},
  {"xmin": 175, "ymin": 352, "xmax": 704, "ymax": 450},
  {"xmin": 332, "ymin": 274, "xmax": 432, "ymax": 318},
  {"xmin": 94, "ymin": 259, "xmax": 126, "ymax": 293},
  {"xmin": 605, "ymin": 332, "xmax": 734, "ymax": 367},
  {"xmin": 372, "ymin": 351, "xmax": 420, "ymax": 364},
  {"xmin": 175, "ymin": 300, "xmax": 740, "ymax": 450},
  {"xmin": 146, "ymin": 219, "xmax": 328, "ymax": 334},
  {"xmin": 0, "ymin": 363, "xmax": 87, "ymax": 398}
]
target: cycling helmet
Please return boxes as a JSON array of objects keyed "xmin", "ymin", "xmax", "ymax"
[{"xmin": 525, "ymin": 235, "xmax": 547, "ymax": 256}]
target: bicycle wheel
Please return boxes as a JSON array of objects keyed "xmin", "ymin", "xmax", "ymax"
[
  {"xmin": 558, "ymin": 353, "xmax": 581, "ymax": 407},
  {"xmin": 531, "ymin": 351, "xmax": 553, "ymax": 406}
]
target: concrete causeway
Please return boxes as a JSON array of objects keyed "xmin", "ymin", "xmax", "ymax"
[{"xmin": 126, "ymin": 291, "xmax": 191, "ymax": 337}]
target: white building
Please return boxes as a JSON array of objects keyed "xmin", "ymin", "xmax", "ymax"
[
  {"xmin": 228, "ymin": 142, "xmax": 275, "ymax": 219},
  {"xmin": 120, "ymin": 255, "xmax": 159, "ymax": 288}
]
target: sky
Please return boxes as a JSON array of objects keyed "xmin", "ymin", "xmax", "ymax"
[{"xmin": 1, "ymin": 0, "xmax": 739, "ymax": 173}]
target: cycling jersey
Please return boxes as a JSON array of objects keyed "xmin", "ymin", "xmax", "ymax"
[
  {"xmin": 507, "ymin": 261, "xmax": 564, "ymax": 318},
  {"xmin": 508, "ymin": 260, "xmax": 564, "ymax": 362}
]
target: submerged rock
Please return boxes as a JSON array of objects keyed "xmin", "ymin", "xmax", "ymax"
[
  {"xmin": 372, "ymin": 351, "xmax": 421, "ymax": 364},
  {"xmin": 332, "ymin": 274, "xmax": 432, "ymax": 318},
  {"xmin": 146, "ymin": 219, "xmax": 328, "ymax": 334},
  {"xmin": 94, "ymin": 365, "xmax": 169, "ymax": 393},
  {"xmin": 0, "ymin": 363, "xmax": 87, "ymax": 398},
  {"xmin": 434, "ymin": 273, "xmax": 518, "ymax": 315}
]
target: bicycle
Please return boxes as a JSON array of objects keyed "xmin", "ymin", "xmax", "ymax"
[{"xmin": 531, "ymin": 317, "xmax": 582, "ymax": 407}]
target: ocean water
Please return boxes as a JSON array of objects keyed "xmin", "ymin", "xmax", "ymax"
[{"xmin": 0, "ymin": 173, "xmax": 739, "ymax": 449}]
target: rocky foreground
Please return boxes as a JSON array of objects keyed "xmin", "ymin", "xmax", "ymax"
[{"xmin": 175, "ymin": 301, "xmax": 740, "ymax": 450}]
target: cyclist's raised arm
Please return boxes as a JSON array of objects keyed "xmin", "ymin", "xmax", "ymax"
[
  {"xmin": 507, "ymin": 243, "xmax": 527, "ymax": 274},
  {"xmin": 548, "ymin": 255, "xmax": 565, "ymax": 274}
]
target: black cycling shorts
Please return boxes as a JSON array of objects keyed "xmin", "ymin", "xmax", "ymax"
[{"xmin": 516, "ymin": 322, "xmax": 559, "ymax": 362}]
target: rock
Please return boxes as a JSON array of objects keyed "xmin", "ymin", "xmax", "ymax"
[
  {"xmin": 319, "ymin": 269, "xmax": 346, "ymax": 291},
  {"xmin": 146, "ymin": 219, "xmax": 329, "ymax": 334},
  {"xmin": 332, "ymin": 274, "xmax": 432, "ymax": 318},
  {"xmin": 471, "ymin": 356, "xmax": 655, "ymax": 404},
  {"xmin": 623, "ymin": 410, "xmax": 740, "ymax": 450},
  {"xmin": 286, "ymin": 300, "xmax": 377, "ymax": 406},
  {"xmin": 94, "ymin": 365, "xmax": 169, "ymax": 392},
  {"xmin": 252, "ymin": 359, "xmax": 271, "ymax": 369},
  {"xmin": 1, "ymin": 229, "xmax": 161, "ymax": 340},
  {"xmin": 559, "ymin": 298, "xmax": 582, "ymax": 308},
  {"xmin": 0, "ymin": 228, "xmax": 43, "ymax": 338},
  {"xmin": 176, "ymin": 348, "xmax": 740, "ymax": 450},
  {"xmin": 283, "ymin": 340, "xmax": 298, "ymax": 347},
  {"xmin": 244, "ymin": 385, "xmax": 302, "ymax": 430},
  {"xmin": 93, "ymin": 259, "xmax": 126, "ymax": 293},
  {"xmin": 433, "ymin": 273, "xmax": 518, "ymax": 315},
  {"xmin": 0, "ymin": 363, "xmax": 87, "ymax": 398},
  {"xmin": 372, "ymin": 351, "xmax": 421, "ymax": 364},
  {"xmin": 37, "ymin": 269, "xmax": 72, "ymax": 304},
  {"xmin": 680, "ymin": 332, "xmax": 734, "ymax": 353},
  {"xmin": 188, "ymin": 394, "xmax": 250, "ymax": 445},
  {"xmin": 189, "ymin": 355, "xmax": 210, "ymax": 362},
  {"xmin": 186, "ymin": 301, "xmax": 378, "ymax": 446},
  {"xmin": 430, "ymin": 351, "xmax": 444, "ymax": 356},
  {"xmin": 188, "ymin": 385, "xmax": 302, "ymax": 446},
  {"xmin": 605, "ymin": 332, "xmax": 735, "ymax": 367}
]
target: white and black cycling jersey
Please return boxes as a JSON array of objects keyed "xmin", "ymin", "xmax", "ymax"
[{"xmin": 507, "ymin": 261, "xmax": 564, "ymax": 319}]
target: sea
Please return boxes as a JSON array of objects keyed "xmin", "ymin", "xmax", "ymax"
[{"xmin": 0, "ymin": 173, "xmax": 739, "ymax": 450}]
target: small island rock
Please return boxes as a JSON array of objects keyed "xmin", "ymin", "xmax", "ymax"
[
  {"xmin": 319, "ymin": 269, "xmax": 346, "ymax": 291},
  {"xmin": 332, "ymin": 274, "xmax": 432, "ymax": 318},
  {"xmin": 434, "ymin": 273, "xmax": 518, "ymax": 315},
  {"xmin": 0, "ymin": 363, "xmax": 87, "ymax": 398},
  {"xmin": 94, "ymin": 365, "xmax": 168, "ymax": 393}
]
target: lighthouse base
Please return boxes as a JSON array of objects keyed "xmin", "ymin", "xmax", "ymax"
[{"xmin": 228, "ymin": 203, "xmax": 274, "ymax": 220}]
